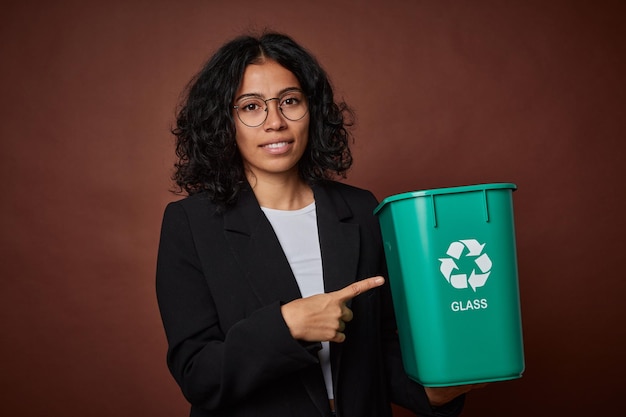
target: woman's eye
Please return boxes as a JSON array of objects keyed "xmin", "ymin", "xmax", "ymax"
[
  {"xmin": 241, "ymin": 101, "xmax": 263, "ymax": 112},
  {"xmin": 281, "ymin": 97, "xmax": 299, "ymax": 107}
]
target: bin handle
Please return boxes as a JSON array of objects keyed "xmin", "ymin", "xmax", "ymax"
[
  {"xmin": 483, "ymin": 189, "xmax": 490, "ymax": 223},
  {"xmin": 431, "ymin": 188, "xmax": 492, "ymax": 227},
  {"xmin": 430, "ymin": 194, "xmax": 438, "ymax": 228}
]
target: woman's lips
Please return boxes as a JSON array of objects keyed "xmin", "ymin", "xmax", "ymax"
[{"xmin": 260, "ymin": 140, "xmax": 293, "ymax": 154}]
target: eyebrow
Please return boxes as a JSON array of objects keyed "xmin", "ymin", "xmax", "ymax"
[{"xmin": 234, "ymin": 87, "xmax": 303, "ymax": 103}]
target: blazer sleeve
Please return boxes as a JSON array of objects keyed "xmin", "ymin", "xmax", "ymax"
[
  {"xmin": 381, "ymin": 280, "xmax": 465, "ymax": 416},
  {"xmin": 155, "ymin": 201, "xmax": 320, "ymax": 410}
]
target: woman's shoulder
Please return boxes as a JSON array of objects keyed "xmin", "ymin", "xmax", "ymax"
[
  {"xmin": 164, "ymin": 191, "xmax": 210, "ymax": 208},
  {"xmin": 318, "ymin": 180, "xmax": 378, "ymax": 202},
  {"xmin": 315, "ymin": 180, "xmax": 381, "ymax": 219},
  {"xmin": 162, "ymin": 191, "xmax": 220, "ymax": 219}
]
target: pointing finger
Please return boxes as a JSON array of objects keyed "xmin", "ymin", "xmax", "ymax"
[{"xmin": 334, "ymin": 276, "xmax": 385, "ymax": 302}]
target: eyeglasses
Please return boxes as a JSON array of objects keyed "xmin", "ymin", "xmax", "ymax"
[{"xmin": 233, "ymin": 89, "xmax": 308, "ymax": 127}]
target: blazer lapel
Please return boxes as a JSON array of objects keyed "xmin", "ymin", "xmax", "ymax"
[
  {"xmin": 313, "ymin": 182, "xmax": 363, "ymax": 413},
  {"xmin": 222, "ymin": 187, "xmax": 302, "ymax": 305},
  {"xmin": 313, "ymin": 183, "xmax": 361, "ymax": 299}
]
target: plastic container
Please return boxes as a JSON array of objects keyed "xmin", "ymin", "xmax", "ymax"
[{"xmin": 374, "ymin": 183, "xmax": 524, "ymax": 387}]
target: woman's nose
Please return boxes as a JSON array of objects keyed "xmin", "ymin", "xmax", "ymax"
[{"xmin": 264, "ymin": 99, "xmax": 287, "ymax": 130}]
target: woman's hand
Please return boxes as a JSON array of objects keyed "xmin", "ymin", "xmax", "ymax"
[
  {"xmin": 281, "ymin": 276, "xmax": 385, "ymax": 343},
  {"xmin": 425, "ymin": 383, "xmax": 488, "ymax": 407}
]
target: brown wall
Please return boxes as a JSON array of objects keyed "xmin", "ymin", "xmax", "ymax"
[{"xmin": 1, "ymin": 1, "xmax": 624, "ymax": 416}]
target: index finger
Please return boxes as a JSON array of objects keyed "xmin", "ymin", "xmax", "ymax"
[{"xmin": 333, "ymin": 276, "xmax": 385, "ymax": 302}]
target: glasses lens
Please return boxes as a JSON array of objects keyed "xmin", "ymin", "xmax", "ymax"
[
  {"xmin": 236, "ymin": 98, "xmax": 266, "ymax": 127},
  {"xmin": 279, "ymin": 91, "xmax": 307, "ymax": 121}
]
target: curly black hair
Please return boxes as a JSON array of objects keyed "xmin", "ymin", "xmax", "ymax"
[{"xmin": 172, "ymin": 32, "xmax": 354, "ymax": 206}]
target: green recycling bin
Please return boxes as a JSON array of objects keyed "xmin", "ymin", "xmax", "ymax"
[{"xmin": 374, "ymin": 183, "xmax": 524, "ymax": 387}]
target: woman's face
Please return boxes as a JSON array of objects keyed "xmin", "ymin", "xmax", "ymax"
[{"xmin": 233, "ymin": 59, "xmax": 310, "ymax": 184}]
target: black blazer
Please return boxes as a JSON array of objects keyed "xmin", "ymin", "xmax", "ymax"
[{"xmin": 156, "ymin": 181, "xmax": 464, "ymax": 417}]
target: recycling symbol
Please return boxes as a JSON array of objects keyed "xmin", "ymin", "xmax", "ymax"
[{"xmin": 439, "ymin": 239, "xmax": 492, "ymax": 292}]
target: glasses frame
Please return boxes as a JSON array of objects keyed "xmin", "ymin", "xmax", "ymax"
[{"xmin": 232, "ymin": 91, "xmax": 308, "ymax": 128}]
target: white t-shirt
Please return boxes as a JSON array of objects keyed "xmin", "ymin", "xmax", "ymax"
[{"xmin": 261, "ymin": 202, "xmax": 333, "ymax": 399}]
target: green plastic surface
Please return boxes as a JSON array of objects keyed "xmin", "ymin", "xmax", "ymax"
[{"xmin": 374, "ymin": 183, "xmax": 525, "ymax": 386}]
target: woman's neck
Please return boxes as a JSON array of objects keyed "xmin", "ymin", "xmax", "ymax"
[{"xmin": 247, "ymin": 172, "xmax": 314, "ymax": 211}]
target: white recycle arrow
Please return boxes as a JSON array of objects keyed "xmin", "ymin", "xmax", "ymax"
[
  {"xmin": 450, "ymin": 273, "xmax": 469, "ymax": 289},
  {"xmin": 460, "ymin": 239, "xmax": 485, "ymax": 256},
  {"xmin": 439, "ymin": 259, "xmax": 470, "ymax": 289},
  {"xmin": 439, "ymin": 258, "xmax": 458, "ymax": 282},
  {"xmin": 439, "ymin": 239, "xmax": 492, "ymax": 292},
  {"xmin": 446, "ymin": 241, "xmax": 465, "ymax": 259},
  {"xmin": 468, "ymin": 270, "xmax": 490, "ymax": 291},
  {"xmin": 475, "ymin": 253, "xmax": 492, "ymax": 273}
]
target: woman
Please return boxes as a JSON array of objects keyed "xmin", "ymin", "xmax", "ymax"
[{"xmin": 156, "ymin": 32, "xmax": 475, "ymax": 417}]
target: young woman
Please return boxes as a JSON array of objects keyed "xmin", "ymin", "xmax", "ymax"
[{"xmin": 156, "ymin": 32, "xmax": 477, "ymax": 417}]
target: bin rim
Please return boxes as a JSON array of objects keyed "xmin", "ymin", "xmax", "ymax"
[{"xmin": 373, "ymin": 182, "xmax": 517, "ymax": 216}]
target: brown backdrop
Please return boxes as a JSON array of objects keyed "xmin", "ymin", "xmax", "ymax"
[{"xmin": 1, "ymin": 1, "xmax": 624, "ymax": 416}]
